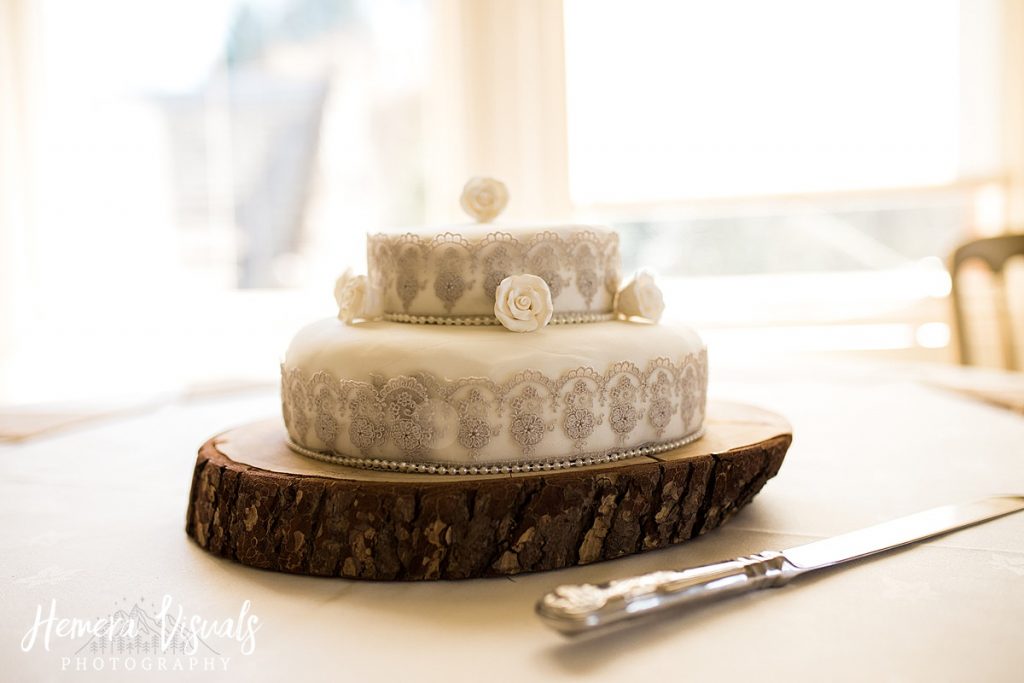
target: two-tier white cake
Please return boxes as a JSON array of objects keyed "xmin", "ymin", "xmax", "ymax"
[{"xmin": 281, "ymin": 179, "xmax": 707, "ymax": 474}]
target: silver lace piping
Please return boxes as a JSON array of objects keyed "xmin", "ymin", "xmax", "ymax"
[{"xmin": 286, "ymin": 427, "xmax": 704, "ymax": 476}]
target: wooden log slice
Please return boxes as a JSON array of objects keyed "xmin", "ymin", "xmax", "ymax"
[{"xmin": 185, "ymin": 401, "xmax": 791, "ymax": 580}]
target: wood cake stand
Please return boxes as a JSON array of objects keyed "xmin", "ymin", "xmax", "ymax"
[{"xmin": 185, "ymin": 401, "xmax": 791, "ymax": 580}]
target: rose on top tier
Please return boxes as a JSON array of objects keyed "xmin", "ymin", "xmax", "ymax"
[{"xmin": 460, "ymin": 177, "xmax": 509, "ymax": 223}]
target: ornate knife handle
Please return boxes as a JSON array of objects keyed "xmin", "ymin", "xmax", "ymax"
[{"xmin": 535, "ymin": 551, "xmax": 800, "ymax": 635}]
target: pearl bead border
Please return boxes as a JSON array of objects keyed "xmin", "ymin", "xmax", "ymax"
[
  {"xmin": 286, "ymin": 427, "xmax": 705, "ymax": 476},
  {"xmin": 382, "ymin": 311, "xmax": 616, "ymax": 326}
]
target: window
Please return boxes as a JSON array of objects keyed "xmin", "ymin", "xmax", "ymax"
[
  {"xmin": 1, "ymin": 0, "xmax": 1018, "ymax": 402},
  {"xmin": 1, "ymin": 0, "xmax": 433, "ymax": 402},
  {"xmin": 560, "ymin": 0, "xmax": 1003, "ymax": 356},
  {"xmin": 563, "ymin": 0, "xmax": 962, "ymax": 204}
]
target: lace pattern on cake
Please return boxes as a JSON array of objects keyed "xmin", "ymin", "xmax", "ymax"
[
  {"xmin": 281, "ymin": 349, "xmax": 707, "ymax": 465},
  {"xmin": 367, "ymin": 230, "xmax": 620, "ymax": 313}
]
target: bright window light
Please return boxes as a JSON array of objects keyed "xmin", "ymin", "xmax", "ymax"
[{"xmin": 563, "ymin": 0, "xmax": 961, "ymax": 204}]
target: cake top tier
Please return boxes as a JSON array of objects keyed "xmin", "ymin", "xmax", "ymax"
[
  {"xmin": 335, "ymin": 178, "xmax": 665, "ymax": 331},
  {"xmin": 365, "ymin": 178, "xmax": 622, "ymax": 323},
  {"xmin": 367, "ymin": 222, "xmax": 621, "ymax": 321}
]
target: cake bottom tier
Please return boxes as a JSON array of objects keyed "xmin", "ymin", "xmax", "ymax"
[{"xmin": 282, "ymin": 319, "xmax": 707, "ymax": 469}]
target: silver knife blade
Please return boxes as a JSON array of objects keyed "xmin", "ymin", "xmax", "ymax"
[{"xmin": 783, "ymin": 495, "xmax": 1024, "ymax": 570}]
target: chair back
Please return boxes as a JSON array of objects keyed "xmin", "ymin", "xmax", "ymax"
[{"xmin": 950, "ymin": 234, "xmax": 1024, "ymax": 369}]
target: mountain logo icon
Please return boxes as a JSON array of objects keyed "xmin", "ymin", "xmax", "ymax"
[{"xmin": 75, "ymin": 603, "xmax": 219, "ymax": 656}]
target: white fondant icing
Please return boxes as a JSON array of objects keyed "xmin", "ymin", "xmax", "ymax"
[
  {"xmin": 282, "ymin": 319, "xmax": 707, "ymax": 466},
  {"xmin": 284, "ymin": 319, "xmax": 702, "ymax": 384},
  {"xmin": 286, "ymin": 191, "xmax": 705, "ymax": 472},
  {"xmin": 366, "ymin": 224, "xmax": 620, "ymax": 317}
]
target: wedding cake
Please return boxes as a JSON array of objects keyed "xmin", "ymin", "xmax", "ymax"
[{"xmin": 281, "ymin": 179, "xmax": 707, "ymax": 475}]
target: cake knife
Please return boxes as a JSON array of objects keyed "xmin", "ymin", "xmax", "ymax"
[{"xmin": 536, "ymin": 495, "xmax": 1024, "ymax": 635}]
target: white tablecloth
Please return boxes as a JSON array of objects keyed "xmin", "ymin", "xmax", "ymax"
[{"xmin": 4, "ymin": 358, "xmax": 1024, "ymax": 682}]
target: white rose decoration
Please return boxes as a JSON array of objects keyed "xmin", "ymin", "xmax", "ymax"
[
  {"xmin": 494, "ymin": 274, "xmax": 554, "ymax": 333},
  {"xmin": 361, "ymin": 276, "xmax": 385, "ymax": 319},
  {"xmin": 460, "ymin": 177, "xmax": 509, "ymax": 223},
  {"xmin": 334, "ymin": 269, "xmax": 372, "ymax": 324},
  {"xmin": 614, "ymin": 269, "xmax": 665, "ymax": 323}
]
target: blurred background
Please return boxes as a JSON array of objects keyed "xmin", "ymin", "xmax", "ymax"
[{"xmin": 1, "ymin": 0, "xmax": 1023, "ymax": 406}]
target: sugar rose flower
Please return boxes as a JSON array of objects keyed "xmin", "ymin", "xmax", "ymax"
[
  {"xmin": 361, "ymin": 276, "xmax": 384, "ymax": 319},
  {"xmin": 494, "ymin": 274, "xmax": 553, "ymax": 333},
  {"xmin": 334, "ymin": 269, "xmax": 369, "ymax": 324},
  {"xmin": 614, "ymin": 269, "xmax": 665, "ymax": 323},
  {"xmin": 460, "ymin": 177, "xmax": 509, "ymax": 223}
]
